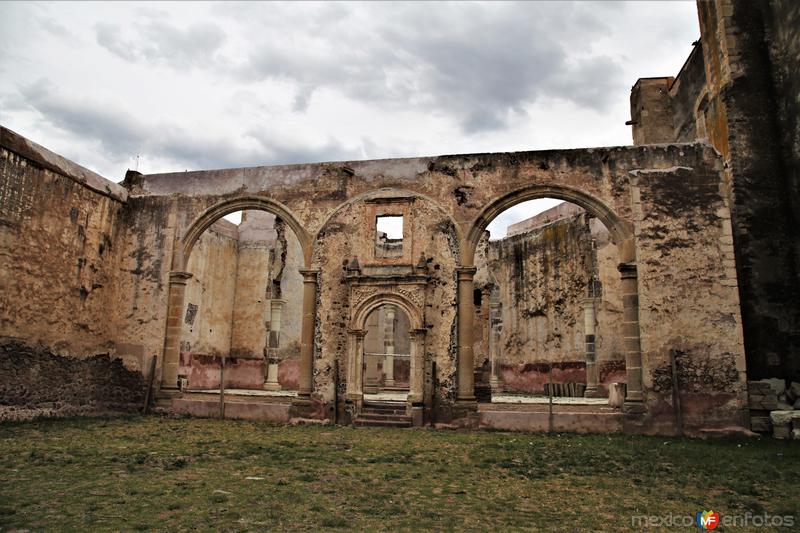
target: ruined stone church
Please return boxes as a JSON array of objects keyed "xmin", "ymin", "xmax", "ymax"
[{"xmin": 2, "ymin": 0, "xmax": 798, "ymax": 436}]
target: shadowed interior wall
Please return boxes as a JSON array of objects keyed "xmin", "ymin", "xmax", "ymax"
[{"xmin": 474, "ymin": 208, "xmax": 624, "ymax": 394}]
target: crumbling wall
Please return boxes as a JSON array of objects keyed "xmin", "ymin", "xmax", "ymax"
[
  {"xmin": 764, "ymin": 0, "xmax": 800, "ymax": 270},
  {"xmin": 0, "ymin": 339, "xmax": 144, "ymax": 415},
  {"xmin": 633, "ymin": 163, "xmax": 748, "ymax": 432},
  {"xmin": 630, "ymin": 0, "xmax": 800, "ymax": 383},
  {"xmin": 110, "ymin": 194, "xmax": 174, "ymax": 376},
  {"xmin": 312, "ymin": 194, "xmax": 459, "ymax": 407},
  {"xmin": 0, "ymin": 135, "xmax": 125, "ymax": 357},
  {"xmin": 479, "ymin": 213, "xmax": 623, "ymax": 394}
]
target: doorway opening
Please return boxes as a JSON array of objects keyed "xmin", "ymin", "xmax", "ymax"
[{"xmin": 362, "ymin": 303, "xmax": 412, "ymax": 402}]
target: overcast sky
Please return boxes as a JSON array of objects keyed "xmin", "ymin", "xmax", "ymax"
[{"xmin": 0, "ymin": 1, "xmax": 699, "ymax": 236}]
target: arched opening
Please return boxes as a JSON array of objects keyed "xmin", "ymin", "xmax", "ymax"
[
  {"xmin": 362, "ymin": 304, "xmax": 412, "ymax": 401},
  {"xmin": 345, "ymin": 293, "xmax": 427, "ymax": 425},
  {"xmin": 164, "ymin": 206, "xmax": 306, "ymax": 396},
  {"xmin": 465, "ymin": 190, "xmax": 640, "ymax": 409}
]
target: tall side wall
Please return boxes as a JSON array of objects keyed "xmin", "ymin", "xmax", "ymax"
[
  {"xmin": 631, "ymin": 0, "xmax": 800, "ymax": 382},
  {"xmin": 0, "ymin": 147, "xmax": 123, "ymax": 355},
  {"xmin": 0, "ymin": 129, "xmax": 145, "ymax": 413}
]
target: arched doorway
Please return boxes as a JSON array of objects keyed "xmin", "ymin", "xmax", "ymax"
[
  {"xmin": 362, "ymin": 304, "xmax": 413, "ymax": 398},
  {"xmin": 459, "ymin": 184, "xmax": 643, "ymax": 412},
  {"xmin": 161, "ymin": 196, "xmax": 316, "ymax": 397},
  {"xmin": 346, "ymin": 293, "xmax": 426, "ymax": 425}
]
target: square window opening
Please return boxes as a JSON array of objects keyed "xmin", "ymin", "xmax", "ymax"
[{"xmin": 376, "ymin": 215, "xmax": 403, "ymax": 258}]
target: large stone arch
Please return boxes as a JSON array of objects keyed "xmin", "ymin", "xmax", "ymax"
[
  {"xmin": 178, "ymin": 195, "xmax": 314, "ymax": 270},
  {"xmin": 161, "ymin": 195, "xmax": 316, "ymax": 391},
  {"xmin": 462, "ymin": 183, "xmax": 634, "ymax": 267},
  {"xmin": 454, "ymin": 182, "xmax": 644, "ymax": 412}
]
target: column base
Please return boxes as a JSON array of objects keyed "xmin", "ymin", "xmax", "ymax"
[
  {"xmin": 623, "ymin": 400, "xmax": 646, "ymax": 414},
  {"xmin": 584, "ymin": 387, "xmax": 603, "ymax": 398},
  {"xmin": 263, "ymin": 382, "xmax": 282, "ymax": 391},
  {"xmin": 454, "ymin": 398, "xmax": 478, "ymax": 412},
  {"xmin": 385, "ymin": 379, "xmax": 395, "ymax": 387},
  {"xmin": 290, "ymin": 396, "xmax": 316, "ymax": 418},
  {"xmin": 363, "ymin": 384, "xmax": 379, "ymax": 394}
]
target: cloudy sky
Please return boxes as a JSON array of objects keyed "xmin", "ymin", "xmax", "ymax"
[{"xmin": 0, "ymin": 1, "xmax": 699, "ymax": 236}]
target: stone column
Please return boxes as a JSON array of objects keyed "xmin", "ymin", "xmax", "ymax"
[
  {"xmin": 408, "ymin": 328, "xmax": 426, "ymax": 404},
  {"xmin": 383, "ymin": 305, "xmax": 396, "ymax": 387},
  {"xmin": 619, "ymin": 263, "xmax": 644, "ymax": 411},
  {"xmin": 456, "ymin": 267, "xmax": 477, "ymax": 402},
  {"xmin": 489, "ymin": 302, "xmax": 503, "ymax": 394},
  {"xmin": 161, "ymin": 271, "xmax": 193, "ymax": 389},
  {"xmin": 582, "ymin": 298, "xmax": 601, "ymax": 398},
  {"xmin": 346, "ymin": 329, "xmax": 367, "ymax": 402},
  {"xmin": 297, "ymin": 268, "xmax": 319, "ymax": 398},
  {"xmin": 264, "ymin": 299, "xmax": 284, "ymax": 391},
  {"xmin": 408, "ymin": 328, "xmax": 426, "ymax": 426}
]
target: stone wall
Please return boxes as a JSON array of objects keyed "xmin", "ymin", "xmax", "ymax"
[
  {"xmin": 2, "ymin": 119, "xmax": 749, "ymax": 433},
  {"xmin": 0, "ymin": 339, "xmax": 145, "ymax": 414},
  {"xmin": 629, "ymin": 0, "xmax": 800, "ymax": 383},
  {"xmin": 0, "ymin": 129, "xmax": 147, "ymax": 414},
  {"xmin": 476, "ymin": 209, "xmax": 624, "ymax": 394},
  {"xmin": 181, "ymin": 219, "xmax": 238, "ymax": 358},
  {"xmin": 0, "ymin": 134, "xmax": 126, "ymax": 358}
]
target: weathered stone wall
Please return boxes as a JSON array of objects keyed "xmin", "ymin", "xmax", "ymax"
[
  {"xmin": 630, "ymin": 0, "xmax": 800, "ymax": 383},
  {"xmin": 0, "ymin": 140, "xmax": 125, "ymax": 358},
  {"xmin": 2, "ymin": 119, "xmax": 750, "ymax": 432},
  {"xmin": 633, "ymin": 164, "xmax": 748, "ymax": 431},
  {"xmin": 181, "ymin": 220, "xmax": 238, "ymax": 358},
  {"xmin": 0, "ymin": 129, "xmax": 149, "ymax": 414},
  {"xmin": 697, "ymin": 0, "xmax": 800, "ymax": 383},
  {"xmin": 0, "ymin": 339, "xmax": 144, "ymax": 412},
  {"xmin": 764, "ymin": 0, "xmax": 800, "ymax": 273},
  {"xmin": 667, "ymin": 44, "xmax": 708, "ymax": 143},
  {"xmin": 478, "ymin": 211, "xmax": 623, "ymax": 394},
  {"xmin": 312, "ymin": 193, "xmax": 460, "ymax": 406}
]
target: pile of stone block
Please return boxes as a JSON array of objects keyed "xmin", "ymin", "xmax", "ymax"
[{"xmin": 748, "ymin": 379, "xmax": 800, "ymax": 438}]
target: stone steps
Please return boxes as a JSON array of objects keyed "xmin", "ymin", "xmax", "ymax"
[{"xmin": 354, "ymin": 402, "xmax": 412, "ymax": 428}]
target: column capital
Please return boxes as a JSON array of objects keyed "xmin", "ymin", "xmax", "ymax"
[
  {"xmin": 617, "ymin": 262, "xmax": 638, "ymax": 279},
  {"xmin": 347, "ymin": 328, "xmax": 368, "ymax": 338},
  {"xmin": 456, "ymin": 266, "xmax": 478, "ymax": 280},
  {"xmin": 169, "ymin": 271, "xmax": 193, "ymax": 284},
  {"xmin": 410, "ymin": 328, "xmax": 428, "ymax": 339},
  {"xmin": 299, "ymin": 268, "xmax": 320, "ymax": 282}
]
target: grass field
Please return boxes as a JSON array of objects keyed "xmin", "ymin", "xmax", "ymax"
[{"xmin": 0, "ymin": 416, "xmax": 798, "ymax": 532}]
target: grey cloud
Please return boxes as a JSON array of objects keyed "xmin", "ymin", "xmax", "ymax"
[
  {"xmin": 95, "ymin": 19, "xmax": 226, "ymax": 69},
  {"xmin": 19, "ymin": 80, "xmax": 147, "ymax": 158},
  {"xmin": 16, "ymin": 80, "xmax": 361, "ymax": 172},
  {"xmin": 226, "ymin": 1, "xmax": 625, "ymax": 133}
]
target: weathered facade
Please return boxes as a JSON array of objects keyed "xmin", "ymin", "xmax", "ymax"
[
  {"xmin": 476, "ymin": 204, "xmax": 624, "ymax": 397},
  {"xmin": 630, "ymin": 0, "xmax": 800, "ymax": 384},
  {"xmin": 2, "ymin": 0, "xmax": 797, "ymax": 436}
]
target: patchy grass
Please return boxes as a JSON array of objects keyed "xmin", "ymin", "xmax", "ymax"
[{"xmin": 0, "ymin": 416, "xmax": 798, "ymax": 532}]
